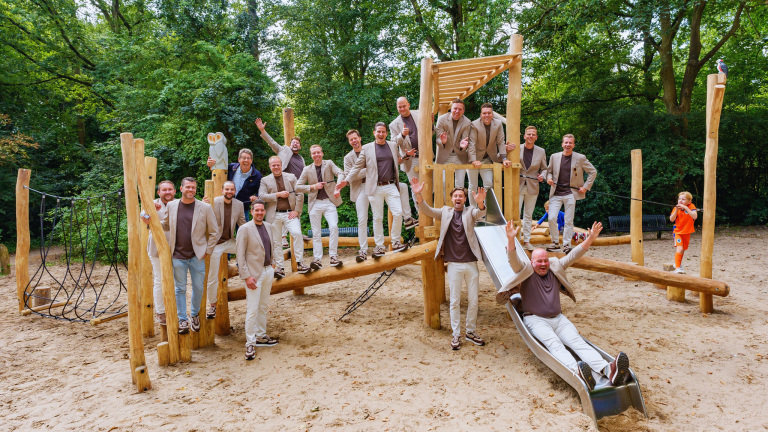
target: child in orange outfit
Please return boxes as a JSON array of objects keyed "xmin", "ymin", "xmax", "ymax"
[{"xmin": 669, "ymin": 191, "xmax": 698, "ymax": 274}]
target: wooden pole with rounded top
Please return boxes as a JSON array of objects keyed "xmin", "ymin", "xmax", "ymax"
[
  {"xmin": 211, "ymin": 169, "xmax": 230, "ymax": 336},
  {"xmin": 15, "ymin": 169, "xmax": 31, "ymax": 311},
  {"xmin": 630, "ymin": 149, "xmax": 644, "ymax": 268},
  {"xmin": 139, "ymin": 157, "xmax": 157, "ymax": 338},
  {"xmin": 505, "ymin": 35, "xmax": 523, "ymax": 223},
  {"xmin": 195, "ymin": 179, "xmax": 215, "ymax": 348},
  {"xmin": 283, "ymin": 107, "xmax": 303, "ymax": 294}
]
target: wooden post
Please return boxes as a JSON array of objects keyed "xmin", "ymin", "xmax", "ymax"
[
  {"xmin": 664, "ymin": 263, "xmax": 685, "ymax": 302},
  {"xmin": 505, "ymin": 35, "xmax": 523, "ymax": 222},
  {"xmin": 211, "ymin": 169, "xmax": 231, "ymax": 336},
  {"xmin": 139, "ymin": 157, "xmax": 157, "ymax": 338},
  {"xmin": 131, "ymin": 136, "xmax": 180, "ymax": 365},
  {"xmin": 0, "ymin": 244, "xmax": 9, "ymax": 276},
  {"xmin": 283, "ymin": 107, "xmax": 304, "ymax": 295},
  {"xmin": 179, "ymin": 333, "xmax": 192, "ymax": 362},
  {"xmin": 15, "ymin": 169, "xmax": 31, "ymax": 311},
  {"xmin": 157, "ymin": 342, "xmax": 170, "ymax": 366},
  {"xmin": 418, "ymin": 57, "xmax": 441, "ymax": 329},
  {"xmin": 198, "ymin": 179, "xmax": 215, "ymax": 347},
  {"xmin": 32, "ymin": 285, "xmax": 51, "ymax": 307},
  {"xmin": 630, "ymin": 149, "xmax": 644, "ymax": 267},
  {"xmin": 700, "ymin": 73, "xmax": 726, "ymax": 314},
  {"xmin": 119, "ymin": 134, "xmax": 152, "ymax": 390}
]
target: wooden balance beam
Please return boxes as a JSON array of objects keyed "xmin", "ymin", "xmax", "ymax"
[{"xmin": 228, "ymin": 240, "xmax": 438, "ymax": 301}]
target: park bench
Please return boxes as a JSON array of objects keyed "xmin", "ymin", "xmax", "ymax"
[{"xmin": 608, "ymin": 214, "xmax": 672, "ymax": 239}]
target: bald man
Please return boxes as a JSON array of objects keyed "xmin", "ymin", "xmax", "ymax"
[{"xmin": 496, "ymin": 221, "xmax": 630, "ymax": 392}]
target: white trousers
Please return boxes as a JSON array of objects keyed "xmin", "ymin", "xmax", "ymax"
[
  {"xmin": 355, "ymin": 194, "xmax": 370, "ymax": 251},
  {"xmin": 518, "ymin": 193, "xmax": 539, "ymax": 242},
  {"xmin": 397, "ymin": 182, "xmax": 412, "ymax": 219},
  {"xmin": 467, "ymin": 161, "xmax": 494, "ymax": 206},
  {"xmin": 370, "ymin": 184, "xmax": 403, "ymax": 248},
  {"xmin": 149, "ymin": 255, "xmax": 165, "ymax": 314},
  {"xmin": 524, "ymin": 313, "xmax": 609, "ymax": 380},
  {"xmin": 548, "ymin": 194, "xmax": 576, "ymax": 246},
  {"xmin": 245, "ymin": 266, "xmax": 274, "ymax": 347},
  {"xmin": 206, "ymin": 239, "xmax": 238, "ymax": 305},
  {"xmin": 447, "ymin": 261, "xmax": 479, "ymax": 337},
  {"xmin": 271, "ymin": 212, "xmax": 303, "ymax": 268},
  {"xmin": 309, "ymin": 199, "xmax": 338, "ymax": 261}
]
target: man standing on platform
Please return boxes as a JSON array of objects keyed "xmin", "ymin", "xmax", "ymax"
[
  {"xmin": 468, "ymin": 103, "xmax": 511, "ymax": 205},
  {"xmin": 343, "ymin": 130, "xmax": 372, "ymax": 262},
  {"xmin": 435, "ymin": 99, "xmax": 473, "ymax": 198},
  {"xmin": 546, "ymin": 134, "xmax": 597, "ymax": 254},
  {"xmin": 204, "ymin": 181, "xmax": 246, "ymax": 319},
  {"xmin": 207, "ymin": 149, "xmax": 262, "ymax": 219},
  {"xmin": 259, "ymin": 156, "xmax": 308, "ymax": 276},
  {"xmin": 389, "ymin": 97, "xmax": 421, "ymax": 229},
  {"xmin": 297, "ymin": 145, "xmax": 346, "ymax": 269},
  {"xmin": 159, "ymin": 177, "xmax": 219, "ymax": 334},
  {"xmin": 516, "ymin": 126, "xmax": 548, "ymax": 251},
  {"xmin": 143, "ymin": 180, "xmax": 176, "ymax": 326},
  {"xmin": 236, "ymin": 199, "xmax": 278, "ymax": 360},
  {"xmin": 410, "ymin": 178, "xmax": 487, "ymax": 351},
  {"xmin": 336, "ymin": 123, "xmax": 410, "ymax": 259}
]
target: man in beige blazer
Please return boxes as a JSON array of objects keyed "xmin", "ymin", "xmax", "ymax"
[
  {"xmin": 468, "ymin": 103, "xmax": 511, "ymax": 205},
  {"xmin": 343, "ymin": 129, "xmax": 373, "ymax": 262},
  {"xmin": 517, "ymin": 126, "xmax": 548, "ymax": 250},
  {"xmin": 546, "ymin": 134, "xmax": 597, "ymax": 254},
  {"xmin": 389, "ymin": 97, "xmax": 422, "ymax": 210},
  {"xmin": 337, "ymin": 123, "xmax": 409, "ymax": 258},
  {"xmin": 159, "ymin": 177, "xmax": 219, "ymax": 334},
  {"xmin": 435, "ymin": 99, "xmax": 473, "ymax": 197},
  {"xmin": 496, "ymin": 221, "xmax": 629, "ymax": 391},
  {"xmin": 142, "ymin": 180, "xmax": 176, "ymax": 326},
  {"xmin": 236, "ymin": 199, "xmax": 278, "ymax": 360},
  {"xmin": 297, "ymin": 145, "xmax": 346, "ymax": 269},
  {"xmin": 259, "ymin": 156, "xmax": 307, "ymax": 276},
  {"xmin": 203, "ymin": 181, "xmax": 246, "ymax": 319},
  {"xmin": 411, "ymin": 178, "xmax": 487, "ymax": 351}
]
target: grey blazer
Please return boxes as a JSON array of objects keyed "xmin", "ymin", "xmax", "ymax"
[
  {"xmin": 547, "ymin": 151, "xmax": 597, "ymax": 200},
  {"xmin": 468, "ymin": 117, "xmax": 505, "ymax": 163},
  {"xmin": 296, "ymin": 160, "xmax": 345, "ymax": 211},
  {"xmin": 389, "ymin": 109, "xmax": 421, "ymax": 172},
  {"xmin": 519, "ymin": 145, "xmax": 548, "ymax": 195},
  {"xmin": 417, "ymin": 201, "xmax": 486, "ymax": 261},
  {"xmin": 343, "ymin": 150, "xmax": 368, "ymax": 202},
  {"xmin": 147, "ymin": 198, "xmax": 173, "ymax": 258},
  {"xmin": 434, "ymin": 113, "xmax": 472, "ymax": 164},
  {"xmin": 161, "ymin": 199, "xmax": 219, "ymax": 260},
  {"xmin": 235, "ymin": 220, "xmax": 275, "ymax": 281},
  {"xmin": 212, "ymin": 196, "xmax": 246, "ymax": 240},
  {"xmin": 346, "ymin": 141, "xmax": 404, "ymax": 197},
  {"xmin": 258, "ymin": 172, "xmax": 304, "ymax": 222},
  {"xmin": 261, "ymin": 131, "xmax": 305, "ymax": 172}
]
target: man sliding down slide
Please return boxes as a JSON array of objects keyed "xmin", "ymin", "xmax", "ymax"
[{"xmin": 496, "ymin": 220, "xmax": 630, "ymax": 391}]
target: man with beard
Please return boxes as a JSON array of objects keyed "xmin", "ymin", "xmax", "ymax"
[
  {"xmin": 142, "ymin": 180, "xmax": 176, "ymax": 326},
  {"xmin": 410, "ymin": 178, "xmax": 487, "ymax": 350}
]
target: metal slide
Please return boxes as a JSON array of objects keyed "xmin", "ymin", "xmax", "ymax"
[{"xmin": 475, "ymin": 190, "xmax": 647, "ymax": 425}]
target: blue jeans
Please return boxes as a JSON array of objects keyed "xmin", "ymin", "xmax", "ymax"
[{"xmin": 173, "ymin": 256, "xmax": 206, "ymax": 322}]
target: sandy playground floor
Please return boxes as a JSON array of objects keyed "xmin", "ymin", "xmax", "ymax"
[{"xmin": 1, "ymin": 226, "xmax": 767, "ymax": 431}]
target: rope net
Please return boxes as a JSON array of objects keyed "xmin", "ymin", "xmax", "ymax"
[{"xmin": 22, "ymin": 186, "xmax": 128, "ymax": 323}]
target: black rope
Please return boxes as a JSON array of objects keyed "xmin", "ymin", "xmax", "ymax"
[
  {"xmin": 519, "ymin": 174, "xmax": 704, "ymax": 212},
  {"xmin": 338, "ymin": 268, "xmax": 397, "ymax": 321}
]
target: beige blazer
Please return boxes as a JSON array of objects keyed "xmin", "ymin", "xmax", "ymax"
[
  {"xmin": 296, "ymin": 160, "xmax": 345, "ymax": 211},
  {"xmin": 519, "ymin": 145, "xmax": 548, "ymax": 195},
  {"xmin": 147, "ymin": 198, "xmax": 173, "ymax": 258},
  {"xmin": 417, "ymin": 201, "xmax": 486, "ymax": 261},
  {"xmin": 212, "ymin": 196, "xmax": 246, "ymax": 240},
  {"xmin": 258, "ymin": 172, "xmax": 304, "ymax": 222},
  {"xmin": 161, "ymin": 199, "xmax": 219, "ymax": 260},
  {"xmin": 468, "ymin": 117, "xmax": 505, "ymax": 163},
  {"xmin": 343, "ymin": 149, "xmax": 368, "ymax": 202},
  {"xmin": 434, "ymin": 113, "xmax": 472, "ymax": 164},
  {"xmin": 547, "ymin": 151, "xmax": 597, "ymax": 200},
  {"xmin": 346, "ymin": 141, "xmax": 403, "ymax": 197},
  {"xmin": 495, "ymin": 244, "xmax": 587, "ymax": 304},
  {"xmin": 389, "ymin": 109, "xmax": 421, "ymax": 172},
  {"xmin": 235, "ymin": 220, "xmax": 274, "ymax": 280},
  {"xmin": 261, "ymin": 131, "xmax": 304, "ymax": 171}
]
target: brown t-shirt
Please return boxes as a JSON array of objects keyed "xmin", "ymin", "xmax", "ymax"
[
  {"xmin": 274, "ymin": 175, "xmax": 291, "ymax": 211},
  {"xmin": 255, "ymin": 222, "xmax": 272, "ymax": 266},
  {"xmin": 286, "ymin": 153, "xmax": 305, "ymax": 179},
  {"xmin": 482, "ymin": 123, "xmax": 492, "ymax": 160},
  {"xmin": 520, "ymin": 270, "xmax": 562, "ymax": 318},
  {"xmin": 375, "ymin": 143, "xmax": 395, "ymax": 183},
  {"xmin": 554, "ymin": 154, "xmax": 573, "ymax": 196},
  {"xmin": 315, "ymin": 164, "xmax": 329, "ymax": 200},
  {"xmin": 523, "ymin": 146, "xmax": 533, "ymax": 169},
  {"xmin": 217, "ymin": 202, "xmax": 232, "ymax": 244},
  {"xmin": 402, "ymin": 114, "xmax": 418, "ymax": 152},
  {"xmin": 442, "ymin": 210, "xmax": 477, "ymax": 263},
  {"xmin": 173, "ymin": 201, "xmax": 195, "ymax": 260}
]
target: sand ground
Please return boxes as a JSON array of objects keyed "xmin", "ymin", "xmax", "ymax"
[{"xmin": 1, "ymin": 227, "xmax": 767, "ymax": 431}]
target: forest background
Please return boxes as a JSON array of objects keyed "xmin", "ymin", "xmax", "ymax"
[{"xmin": 1, "ymin": 0, "xmax": 766, "ymax": 253}]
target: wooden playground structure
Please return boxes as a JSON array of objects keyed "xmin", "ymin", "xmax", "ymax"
[{"xmin": 13, "ymin": 34, "xmax": 730, "ymax": 393}]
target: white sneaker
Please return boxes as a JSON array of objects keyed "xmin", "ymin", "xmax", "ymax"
[{"xmin": 673, "ymin": 267, "xmax": 685, "ymax": 274}]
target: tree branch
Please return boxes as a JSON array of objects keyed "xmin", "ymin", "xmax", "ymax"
[
  {"xmin": 33, "ymin": 0, "xmax": 97, "ymax": 70},
  {"xmin": 698, "ymin": 1, "xmax": 746, "ymax": 66},
  {"xmin": 408, "ymin": 0, "xmax": 451, "ymax": 61}
]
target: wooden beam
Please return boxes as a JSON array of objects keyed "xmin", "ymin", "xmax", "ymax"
[
  {"xmin": 282, "ymin": 108, "xmax": 303, "ymax": 296},
  {"xmin": 197, "ymin": 179, "xmax": 214, "ymax": 348},
  {"xmin": 20, "ymin": 300, "xmax": 67, "ymax": 316},
  {"xmin": 139, "ymin": 156, "xmax": 157, "ymax": 338},
  {"xmin": 529, "ymin": 235, "xmax": 631, "ymax": 246},
  {"xmin": 506, "ymin": 35, "xmax": 523, "ymax": 222},
  {"xmin": 228, "ymin": 241, "xmax": 438, "ymax": 301},
  {"xmin": 630, "ymin": 149, "xmax": 644, "ymax": 267},
  {"xmin": 438, "ymin": 71, "xmax": 496, "ymax": 85},
  {"xmin": 15, "ymin": 168, "xmax": 31, "ymax": 311},
  {"xmin": 211, "ymin": 169, "xmax": 230, "ymax": 335},
  {"xmin": 458, "ymin": 58, "xmax": 518, "ymax": 101},
  {"xmin": 433, "ymin": 53, "xmax": 522, "ymax": 71},
  {"xmin": 432, "ymin": 69, "xmax": 440, "ymax": 115},
  {"xmin": 90, "ymin": 311, "xmax": 129, "ymax": 325}
]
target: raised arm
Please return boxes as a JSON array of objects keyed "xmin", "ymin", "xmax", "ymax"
[
  {"xmin": 255, "ymin": 118, "xmax": 283, "ymax": 155},
  {"xmin": 411, "ymin": 177, "xmax": 442, "ymax": 220}
]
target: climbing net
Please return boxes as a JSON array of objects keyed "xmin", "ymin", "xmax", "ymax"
[{"xmin": 22, "ymin": 187, "xmax": 128, "ymax": 323}]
